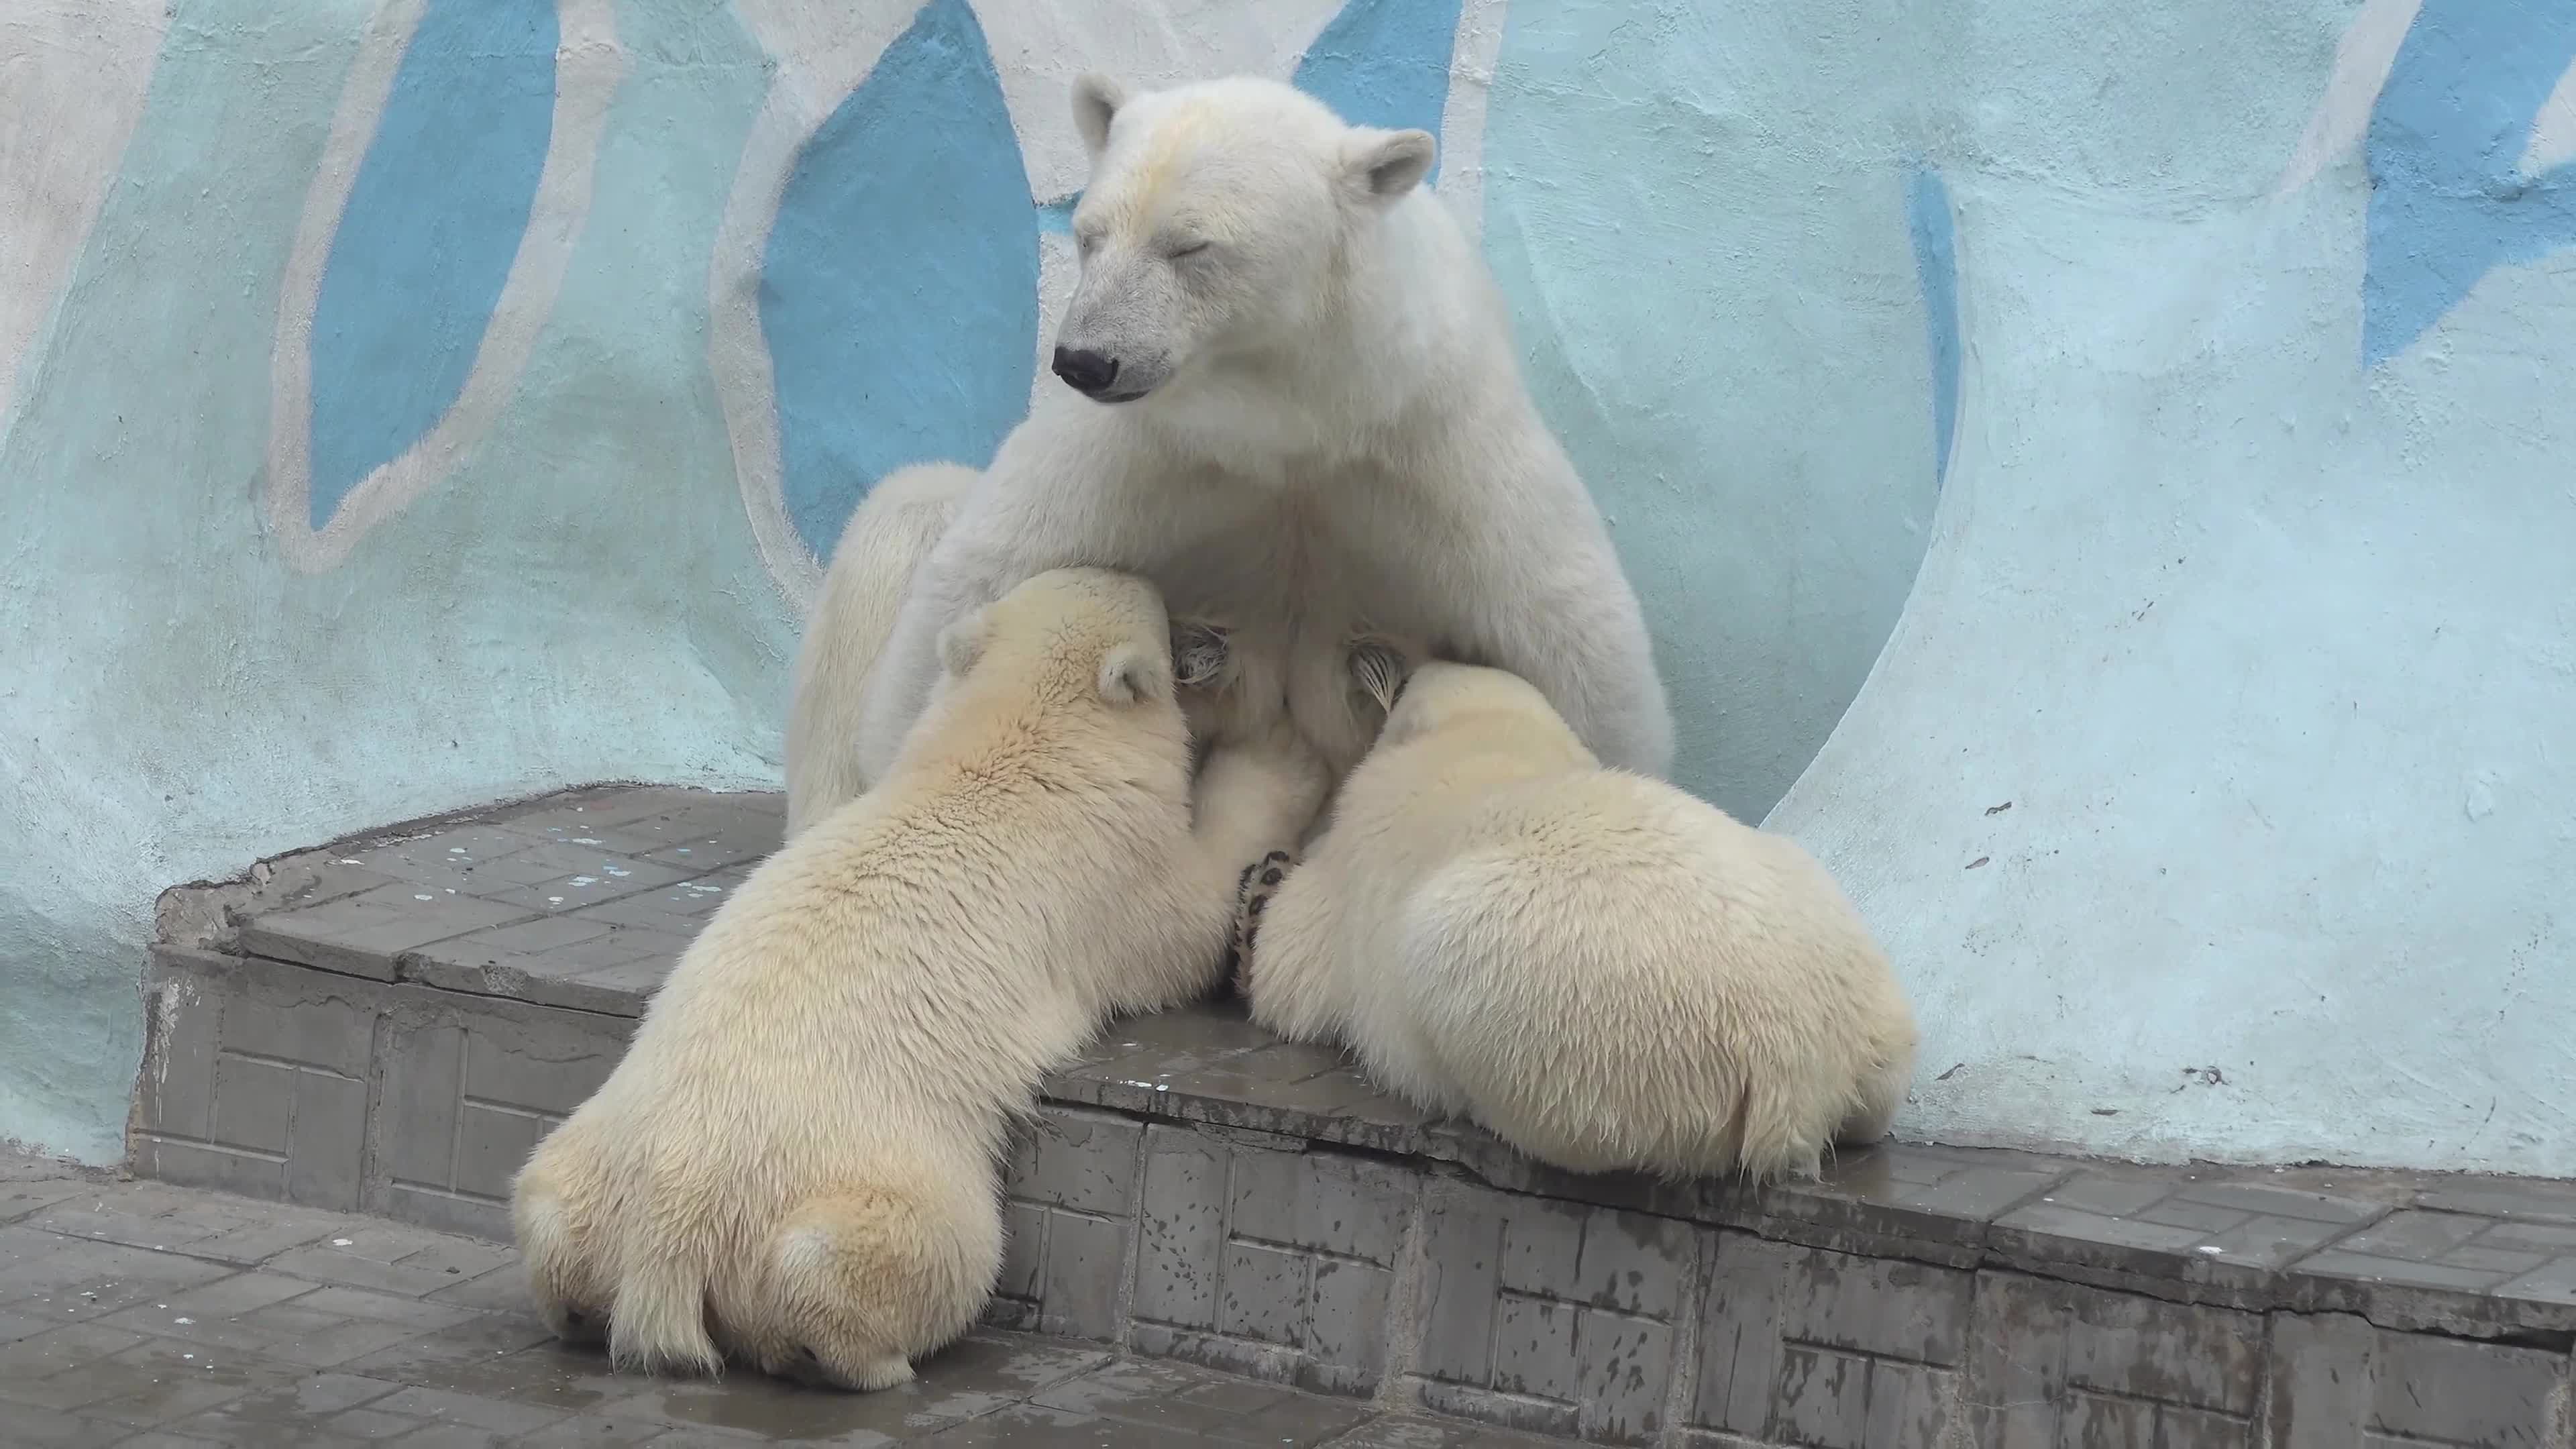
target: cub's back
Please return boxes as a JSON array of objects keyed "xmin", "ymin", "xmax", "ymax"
[
  {"xmin": 1406, "ymin": 768, "xmax": 1892, "ymax": 1020},
  {"xmin": 616, "ymin": 746, "xmax": 1191, "ymax": 1124}
]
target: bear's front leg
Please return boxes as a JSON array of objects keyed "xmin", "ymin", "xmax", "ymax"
[{"xmin": 1438, "ymin": 455, "xmax": 1676, "ymax": 778}]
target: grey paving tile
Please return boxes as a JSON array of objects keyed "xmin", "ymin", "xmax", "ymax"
[
  {"xmin": 2294, "ymin": 1208, "xmax": 2538, "ymax": 1297},
  {"xmin": 378, "ymin": 1430, "xmax": 504, "ymax": 1448},
  {"xmin": 472, "ymin": 861, "xmax": 700, "ymax": 920},
  {"xmin": 327, "ymin": 831, "xmax": 547, "ymax": 896},
  {"xmin": 9, "ymin": 1333, "xmax": 311, "ymax": 1426},
  {"xmin": 0, "ymin": 1305, "xmax": 54, "ymax": 1344},
  {"xmin": 0, "ymin": 1405, "xmax": 135, "ymax": 1448},
  {"xmin": 0, "ymin": 1322, "xmax": 152, "ymax": 1383},
  {"xmin": 2494, "ymin": 1256, "xmax": 2576, "ymax": 1305},
  {"xmin": 631, "ymin": 811, "xmax": 782, "ymax": 871},
  {"xmin": 94, "ymin": 1271, "xmax": 323, "ymax": 1351},
  {"xmin": 2414, "ymin": 1179, "xmax": 2576, "ymax": 1224},
  {"xmin": 1754, "ymin": 1144, "xmax": 2071, "ymax": 1262},
  {"xmin": 2167, "ymin": 1178, "xmax": 2391, "ymax": 1226},
  {"xmin": 319, "ymin": 1403, "xmax": 443, "ymax": 1440},
  {"xmin": 1025, "ymin": 1353, "xmax": 1198, "ymax": 1400},
  {"xmin": 336, "ymin": 1333, "xmax": 635, "ymax": 1417},
  {"xmin": 241, "ymin": 885, "xmax": 536, "ymax": 980},
  {"xmin": 490, "ymin": 790, "xmax": 715, "ymax": 841},
  {"xmin": 158, "ymin": 1372, "xmax": 410, "ymax": 1445},
  {"xmin": 1325, "ymin": 1415, "xmax": 1568, "ymax": 1447},
  {"xmin": 267, "ymin": 1234, "xmax": 515, "ymax": 1299},
  {"xmin": 604, "ymin": 1330, "xmax": 1108, "ymax": 1438},
  {"xmin": 526, "ymin": 955, "xmax": 686, "ymax": 1016},
  {"xmin": 2332, "ymin": 1210, "xmax": 2493, "ymax": 1259},
  {"xmin": 0, "ymin": 1179, "xmax": 98, "ymax": 1225},
  {"xmin": 0, "ymin": 1151, "xmax": 96, "ymax": 1184},
  {"xmin": 0, "ymin": 1240, "xmax": 239, "ymax": 1322},
  {"xmin": 910, "ymin": 1398, "xmax": 1188, "ymax": 1448},
  {"xmin": 2192, "ymin": 1213, "xmax": 2363, "ymax": 1270},
  {"xmin": 428, "ymin": 1263, "xmax": 537, "ymax": 1313},
  {"xmin": 372, "ymin": 1384, "xmax": 570, "ymax": 1434},
  {"xmin": 2035, "ymin": 1169, "xmax": 2178, "ymax": 1218},
  {"xmin": 253, "ymin": 854, "xmax": 407, "ymax": 914},
  {"xmin": 173, "ymin": 1203, "xmax": 361, "ymax": 1266},
  {"xmin": 603, "ymin": 1375, "xmax": 944, "ymax": 1442},
  {"xmin": 510, "ymin": 1415, "xmax": 710, "ymax": 1448},
  {"xmin": 0, "ymin": 1222, "xmax": 72, "ymax": 1267},
  {"xmin": 916, "ymin": 1332, "xmax": 1116, "ymax": 1406},
  {"xmin": 25, "ymin": 1181, "xmax": 237, "ymax": 1249},
  {"xmin": 567, "ymin": 883, "xmax": 737, "ymax": 938},
  {"xmin": 2294, "ymin": 1250, "xmax": 2512, "ymax": 1293}
]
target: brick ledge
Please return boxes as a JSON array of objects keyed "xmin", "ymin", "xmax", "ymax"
[{"xmin": 124, "ymin": 786, "xmax": 2576, "ymax": 1446}]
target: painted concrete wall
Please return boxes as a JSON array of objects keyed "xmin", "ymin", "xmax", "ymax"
[{"xmin": 1, "ymin": 0, "xmax": 2569, "ymax": 1175}]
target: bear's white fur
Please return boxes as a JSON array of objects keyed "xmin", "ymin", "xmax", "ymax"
[
  {"xmin": 513, "ymin": 568, "xmax": 1328, "ymax": 1390},
  {"xmin": 783, "ymin": 462, "xmax": 978, "ymax": 839},
  {"xmin": 1240, "ymin": 657, "xmax": 1917, "ymax": 1183},
  {"xmin": 792, "ymin": 73, "xmax": 1671, "ymax": 830}
]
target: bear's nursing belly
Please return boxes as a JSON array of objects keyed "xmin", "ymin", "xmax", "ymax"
[{"xmin": 1151, "ymin": 515, "xmax": 1432, "ymax": 778}]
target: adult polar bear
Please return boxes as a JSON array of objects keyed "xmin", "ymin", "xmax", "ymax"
[{"xmin": 788, "ymin": 72, "xmax": 1670, "ymax": 837}]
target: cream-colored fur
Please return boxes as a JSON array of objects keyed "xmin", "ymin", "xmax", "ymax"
[
  {"xmin": 514, "ymin": 568, "xmax": 1329, "ymax": 1389},
  {"xmin": 785, "ymin": 464, "xmax": 1258, "ymax": 839},
  {"xmin": 1242, "ymin": 659, "xmax": 1918, "ymax": 1183},
  {"xmin": 826, "ymin": 73, "xmax": 1671, "ymax": 818},
  {"xmin": 783, "ymin": 462, "xmax": 979, "ymax": 841}
]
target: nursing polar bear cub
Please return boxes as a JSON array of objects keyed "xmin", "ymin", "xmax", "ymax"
[
  {"xmin": 1240, "ymin": 655, "xmax": 1917, "ymax": 1183},
  {"xmin": 512, "ymin": 569, "xmax": 1326, "ymax": 1390},
  {"xmin": 784, "ymin": 72, "xmax": 1672, "ymax": 840}
]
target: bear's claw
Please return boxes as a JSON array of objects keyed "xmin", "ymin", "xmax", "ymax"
[{"xmin": 1227, "ymin": 850, "xmax": 1298, "ymax": 996}]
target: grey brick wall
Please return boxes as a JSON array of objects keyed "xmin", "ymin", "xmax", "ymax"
[
  {"xmin": 1689, "ymin": 1236, "xmax": 1970, "ymax": 1448},
  {"xmin": 135, "ymin": 946, "xmax": 632, "ymax": 1242}
]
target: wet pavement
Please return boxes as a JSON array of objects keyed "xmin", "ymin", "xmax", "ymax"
[{"xmin": 0, "ymin": 1148, "xmax": 1561, "ymax": 1448}]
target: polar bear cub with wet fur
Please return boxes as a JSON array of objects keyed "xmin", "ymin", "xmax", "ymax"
[
  {"xmin": 1239, "ymin": 656, "xmax": 1917, "ymax": 1183},
  {"xmin": 513, "ymin": 568, "xmax": 1328, "ymax": 1390}
]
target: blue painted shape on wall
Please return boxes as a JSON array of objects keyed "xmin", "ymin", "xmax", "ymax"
[
  {"xmin": 308, "ymin": 0, "xmax": 557, "ymax": 529},
  {"xmin": 1036, "ymin": 193, "xmax": 1079, "ymax": 233},
  {"xmin": 2364, "ymin": 1, "xmax": 2576, "ymax": 366},
  {"xmin": 1907, "ymin": 163, "xmax": 1962, "ymax": 488},
  {"xmin": 764, "ymin": 0, "xmax": 1037, "ymax": 561},
  {"xmin": 1293, "ymin": 0, "xmax": 1464, "ymax": 184}
]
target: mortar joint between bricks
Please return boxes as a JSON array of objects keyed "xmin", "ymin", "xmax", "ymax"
[
  {"xmin": 2549, "ymin": 1358, "xmax": 2575, "ymax": 1449},
  {"xmin": 1652, "ymin": 1225, "xmax": 1711, "ymax": 1449},
  {"xmin": 1112, "ymin": 1110, "xmax": 1148, "ymax": 1352},
  {"xmin": 1368, "ymin": 1173, "xmax": 1437, "ymax": 1413}
]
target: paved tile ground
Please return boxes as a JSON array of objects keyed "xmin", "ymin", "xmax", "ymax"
[{"xmin": 0, "ymin": 1149, "xmax": 1562, "ymax": 1448}]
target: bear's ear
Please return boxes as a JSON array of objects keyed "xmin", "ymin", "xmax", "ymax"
[
  {"xmin": 936, "ymin": 608, "xmax": 990, "ymax": 678},
  {"xmin": 1097, "ymin": 643, "xmax": 1173, "ymax": 705},
  {"xmin": 1072, "ymin": 73, "xmax": 1129, "ymax": 158},
  {"xmin": 1341, "ymin": 127, "xmax": 1437, "ymax": 205}
]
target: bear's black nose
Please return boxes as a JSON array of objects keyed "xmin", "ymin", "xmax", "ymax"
[{"xmin": 1051, "ymin": 347, "xmax": 1120, "ymax": 395}]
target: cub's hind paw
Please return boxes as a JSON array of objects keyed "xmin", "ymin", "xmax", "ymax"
[{"xmin": 1226, "ymin": 851, "xmax": 1297, "ymax": 996}]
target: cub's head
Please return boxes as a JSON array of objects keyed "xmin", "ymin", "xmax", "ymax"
[
  {"xmin": 936, "ymin": 568, "xmax": 1177, "ymax": 712},
  {"xmin": 1051, "ymin": 74, "xmax": 1436, "ymax": 403}
]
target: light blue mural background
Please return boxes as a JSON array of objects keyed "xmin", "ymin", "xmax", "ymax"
[{"xmin": 3, "ymin": 0, "xmax": 2571, "ymax": 1174}]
